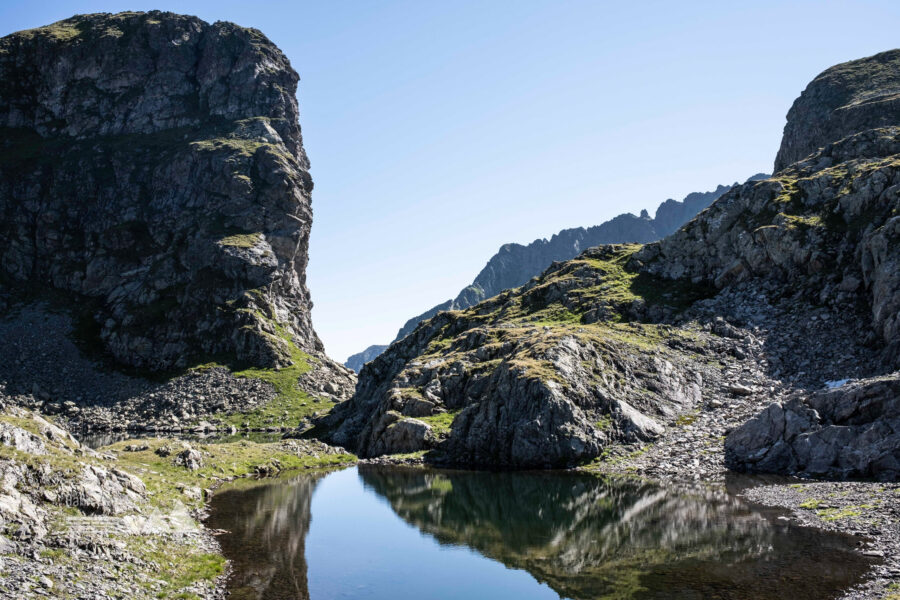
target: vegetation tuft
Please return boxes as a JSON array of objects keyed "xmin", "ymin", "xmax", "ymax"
[
  {"xmin": 219, "ymin": 232, "xmax": 262, "ymax": 249},
  {"xmin": 418, "ymin": 410, "xmax": 461, "ymax": 437}
]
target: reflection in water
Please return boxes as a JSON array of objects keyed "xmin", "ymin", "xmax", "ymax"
[
  {"xmin": 359, "ymin": 467, "xmax": 872, "ymax": 599},
  {"xmin": 208, "ymin": 473, "xmax": 326, "ymax": 600},
  {"xmin": 208, "ymin": 467, "xmax": 873, "ymax": 600}
]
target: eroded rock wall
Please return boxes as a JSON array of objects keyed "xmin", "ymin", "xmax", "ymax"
[
  {"xmin": 0, "ymin": 11, "xmax": 320, "ymax": 370},
  {"xmin": 726, "ymin": 374, "xmax": 900, "ymax": 479}
]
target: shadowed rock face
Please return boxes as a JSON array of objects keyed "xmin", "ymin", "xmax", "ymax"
[
  {"xmin": 774, "ymin": 49, "xmax": 900, "ymax": 172},
  {"xmin": 0, "ymin": 11, "xmax": 321, "ymax": 370}
]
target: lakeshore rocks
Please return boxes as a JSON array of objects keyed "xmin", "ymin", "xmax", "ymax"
[
  {"xmin": 0, "ymin": 398, "xmax": 355, "ymax": 599},
  {"xmin": 726, "ymin": 373, "xmax": 900, "ymax": 479},
  {"xmin": 739, "ymin": 479, "xmax": 900, "ymax": 600},
  {"xmin": 0, "ymin": 11, "xmax": 322, "ymax": 372}
]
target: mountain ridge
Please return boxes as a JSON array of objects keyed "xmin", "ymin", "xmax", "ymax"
[
  {"xmin": 345, "ymin": 176, "xmax": 767, "ymax": 371},
  {"xmin": 325, "ymin": 49, "xmax": 900, "ymax": 477}
]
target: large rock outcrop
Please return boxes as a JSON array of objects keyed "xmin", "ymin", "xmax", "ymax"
[
  {"xmin": 328, "ymin": 50, "xmax": 900, "ymax": 472},
  {"xmin": 325, "ymin": 243, "xmax": 729, "ymax": 467},
  {"xmin": 635, "ymin": 127, "xmax": 900, "ymax": 354},
  {"xmin": 774, "ymin": 49, "xmax": 900, "ymax": 172},
  {"xmin": 726, "ymin": 374, "xmax": 900, "ymax": 480},
  {"xmin": 0, "ymin": 12, "xmax": 321, "ymax": 371}
]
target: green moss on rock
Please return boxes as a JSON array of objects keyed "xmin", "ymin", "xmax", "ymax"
[
  {"xmin": 418, "ymin": 410, "xmax": 461, "ymax": 436},
  {"xmin": 218, "ymin": 232, "xmax": 262, "ymax": 248}
]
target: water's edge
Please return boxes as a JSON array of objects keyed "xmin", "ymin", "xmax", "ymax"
[{"xmin": 206, "ymin": 464, "xmax": 877, "ymax": 600}]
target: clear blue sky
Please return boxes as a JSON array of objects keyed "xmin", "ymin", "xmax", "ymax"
[{"xmin": 3, "ymin": 1, "xmax": 900, "ymax": 361}]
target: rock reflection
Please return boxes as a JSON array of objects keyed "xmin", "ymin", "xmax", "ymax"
[
  {"xmin": 359, "ymin": 467, "xmax": 871, "ymax": 599},
  {"xmin": 209, "ymin": 467, "xmax": 872, "ymax": 600},
  {"xmin": 207, "ymin": 472, "xmax": 325, "ymax": 600}
]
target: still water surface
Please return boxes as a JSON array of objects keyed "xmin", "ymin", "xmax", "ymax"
[{"xmin": 206, "ymin": 466, "xmax": 872, "ymax": 600}]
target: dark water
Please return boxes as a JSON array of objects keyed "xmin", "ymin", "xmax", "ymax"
[{"xmin": 206, "ymin": 466, "xmax": 874, "ymax": 600}]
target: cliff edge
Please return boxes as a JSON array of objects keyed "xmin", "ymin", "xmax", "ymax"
[{"xmin": 0, "ymin": 11, "xmax": 319, "ymax": 371}]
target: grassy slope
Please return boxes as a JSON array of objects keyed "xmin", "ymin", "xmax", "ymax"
[
  {"xmin": 376, "ymin": 244, "xmax": 713, "ymax": 455},
  {"xmin": 378, "ymin": 154, "xmax": 900, "ymax": 459},
  {"xmin": 191, "ymin": 305, "xmax": 334, "ymax": 429}
]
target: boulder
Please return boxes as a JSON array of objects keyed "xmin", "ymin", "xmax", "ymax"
[
  {"xmin": 726, "ymin": 374, "xmax": 900, "ymax": 480},
  {"xmin": 174, "ymin": 447, "xmax": 203, "ymax": 471},
  {"xmin": 0, "ymin": 423, "xmax": 47, "ymax": 455},
  {"xmin": 57, "ymin": 464, "xmax": 146, "ymax": 515}
]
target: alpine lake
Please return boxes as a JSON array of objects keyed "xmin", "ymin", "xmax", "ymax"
[{"xmin": 205, "ymin": 465, "xmax": 874, "ymax": 600}]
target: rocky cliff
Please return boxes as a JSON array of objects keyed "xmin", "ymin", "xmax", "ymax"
[
  {"xmin": 345, "ymin": 179, "xmax": 767, "ymax": 371},
  {"xmin": 326, "ymin": 50, "xmax": 899, "ymax": 473},
  {"xmin": 0, "ymin": 12, "xmax": 357, "ymax": 433},
  {"xmin": 774, "ymin": 49, "xmax": 900, "ymax": 172},
  {"xmin": 0, "ymin": 11, "xmax": 319, "ymax": 371}
]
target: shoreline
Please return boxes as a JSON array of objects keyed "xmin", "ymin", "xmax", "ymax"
[
  {"xmin": 362, "ymin": 443, "xmax": 900, "ymax": 600},
  {"xmin": 0, "ymin": 409, "xmax": 900, "ymax": 600},
  {"xmin": 0, "ymin": 402, "xmax": 357, "ymax": 599}
]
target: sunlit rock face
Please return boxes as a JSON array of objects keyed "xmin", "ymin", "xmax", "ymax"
[
  {"xmin": 0, "ymin": 11, "xmax": 322, "ymax": 370},
  {"xmin": 636, "ymin": 127, "xmax": 900, "ymax": 353}
]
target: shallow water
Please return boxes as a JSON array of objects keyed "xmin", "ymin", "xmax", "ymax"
[{"xmin": 206, "ymin": 466, "xmax": 873, "ymax": 600}]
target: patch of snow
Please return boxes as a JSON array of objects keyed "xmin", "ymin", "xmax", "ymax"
[{"xmin": 824, "ymin": 379, "xmax": 852, "ymax": 389}]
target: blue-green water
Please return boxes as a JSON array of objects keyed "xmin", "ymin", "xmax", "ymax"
[{"xmin": 206, "ymin": 466, "xmax": 873, "ymax": 600}]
